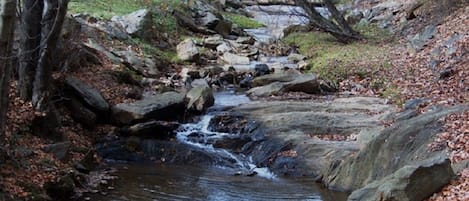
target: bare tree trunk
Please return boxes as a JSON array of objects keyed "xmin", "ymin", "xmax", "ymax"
[
  {"xmin": 0, "ymin": 0, "xmax": 17, "ymax": 140},
  {"xmin": 32, "ymin": 0, "xmax": 69, "ymax": 111},
  {"xmin": 295, "ymin": 0, "xmax": 361, "ymax": 43},
  {"xmin": 18, "ymin": 0, "xmax": 43, "ymax": 100}
]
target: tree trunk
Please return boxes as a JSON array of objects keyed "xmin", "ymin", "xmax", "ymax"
[
  {"xmin": 295, "ymin": 0, "xmax": 361, "ymax": 43},
  {"xmin": 0, "ymin": 0, "xmax": 17, "ymax": 140},
  {"xmin": 32, "ymin": 0, "xmax": 69, "ymax": 111},
  {"xmin": 18, "ymin": 0, "xmax": 43, "ymax": 100}
]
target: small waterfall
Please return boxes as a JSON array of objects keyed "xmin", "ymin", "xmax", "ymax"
[{"xmin": 176, "ymin": 92, "xmax": 276, "ymax": 179}]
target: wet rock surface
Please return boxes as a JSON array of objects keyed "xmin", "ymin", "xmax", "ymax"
[{"xmin": 111, "ymin": 91, "xmax": 186, "ymax": 125}]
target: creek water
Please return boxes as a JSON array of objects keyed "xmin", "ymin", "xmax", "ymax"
[
  {"xmin": 89, "ymin": 92, "xmax": 347, "ymax": 201},
  {"xmin": 87, "ymin": 6, "xmax": 349, "ymax": 201}
]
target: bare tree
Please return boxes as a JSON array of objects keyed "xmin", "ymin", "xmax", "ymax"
[
  {"xmin": 15, "ymin": 0, "xmax": 69, "ymax": 137},
  {"xmin": 295, "ymin": 0, "xmax": 361, "ymax": 42},
  {"xmin": 0, "ymin": 0, "xmax": 17, "ymax": 140},
  {"xmin": 18, "ymin": 0, "xmax": 43, "ymax": 100},
  {"xmin": 32, "ymin": 0, "xmax": 69, "ymax": 111}
]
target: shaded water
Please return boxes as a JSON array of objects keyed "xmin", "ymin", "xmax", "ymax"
[
  {"xmin": 88, "ymin": 164, "xmax": 347, "ymax": 201},
  {"xmin": 88, "ymin": 92, "xmax": 348, "ymax": 201}
]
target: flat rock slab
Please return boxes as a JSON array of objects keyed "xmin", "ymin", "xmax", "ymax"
[
  {"xmin": 229, "ymin": 97, "xmax": 394, "ymax": 176},
  {"xmin": 65, "ymin": 76, "xmax": 109, "ymax": 115},
  {"xmin": 111, "ymin": 91, "xmax": 186, "ymax": 125}
]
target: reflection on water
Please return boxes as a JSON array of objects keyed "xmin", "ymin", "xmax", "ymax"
[{"xmin": 85, "ymin": 164, "xmax": 348, "ymax": 201}]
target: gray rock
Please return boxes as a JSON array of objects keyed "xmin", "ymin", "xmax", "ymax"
[
  {"xmin": 43, "ymin": 142, "xmax": 71, "ymax": 161},
  {"xmin": 236, "ymin": 36, "xmax": 255, "ymax": 45},
  {"xmin": 232, "ymin": 97, "xmax": 394, "ymax": 176},
  {"xmin": 199, "ymin": 11, "xmax": 220, "ymax": 29},
  {"xmin": 191, "ymin": 79, "xmax": 210, "ymax": 88},
  {"xmin": 65, "ymin": 97, "xmax": 97, "ymax": 129},
  {"xmin": 65, "ymin": 77, "xmax": 109, "ymax": 115},
  {"xmin": 111, "ymin": 9, "xmax": 154, "ymax": 38},
  {"xmin": 247, "ymin": 82, "xmax": 284, "ymax": 96},
  {"xmin": 222, "ymin": 52, "xmax": 250, "ymax": 65},
  {"xmin": 177, "ymin": 39, "xmax": 200, "ymax": 62},
  {"xmin": 348, "ymin": 156, "xmax": 453, "ymax": 201},
  {"xmin": 111, "ymin": 91, "xmax": 186, "ymax": 125},
  {"xmin": 203, "ymin": 35, "xmax": 224, "ymax": 49},
  {"xmin": 324, "ymin": 106, "xmax": 468, "ymax": 192},
  {"xmin": 121, "ymin": 120, "xmax": 180, "ymax": 139},
  {"xmin": 115, "ymin": 50, "xmax": 159, "ymax": 77},
  {"xmin": 287, "ymin": 53, "xmax": 306, "ymax": 62},
  {"xmin": 251, "ymin": 69, "xmax": 301, "ymax": 87},
  {"xmin": 186, "ymin": 85, "xmax": 215, "ymax": 112},
  {"xmin": 216, "ymin": 42, "xmax": 233, "ymax": 53},
  {"xmin": 254, "ymin": 64, "xmax": 270, "ymax": 76},
  {"xmin": 83, "ymin": 39, "xmax": 123, "ymax": 64},
  {"xmin": 282, "ymin": 73, "xmax": 320, "ymax": 94},
  {"xmin": 408, "ymin": 25, "xmax": 437, "ymax": 51},
  {"xmin": 73, "ymin": 14, "xmax": 130, "ymax": 40}
]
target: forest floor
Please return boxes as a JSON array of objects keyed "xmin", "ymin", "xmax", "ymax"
[{"xmin": 0, "ymin": 0, "xmax": 467, "ymax": 200}]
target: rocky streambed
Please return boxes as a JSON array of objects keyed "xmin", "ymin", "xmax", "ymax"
[{"xmin": 71, "ymin": 2, "xmax": 469, "ymax": 201}]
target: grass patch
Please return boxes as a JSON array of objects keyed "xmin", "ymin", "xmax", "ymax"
[
  {"xmin": 223, "ymin": 13, "xmax": 265, "ymax": 29},
  {"xmin": 69, "ymin": 0, "xmax": 182, "ymax": 34},
  {"xmin": 129, "ymin": 38, "xmax": 179, "ymax": 63},
  {"xmin": 283, "ymin": 31, "xmax": 391, "ymax": 84},
  {"xmin": 68, "ymin": 0, "xmax": 148, "ymax": 19}
]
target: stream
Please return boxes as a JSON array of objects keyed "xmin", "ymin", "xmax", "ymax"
[{"xmin": 86, "ymin": 5, "xmax": 349, "ymax": 201}]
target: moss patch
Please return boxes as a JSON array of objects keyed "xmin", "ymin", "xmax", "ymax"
[
  {"xmin": 283, "ymin": 28, "xmax": 392, "ymax": 85},
  {"xmin": 223, "ymin": 13, "xmax": 265, "ymax": 29}
]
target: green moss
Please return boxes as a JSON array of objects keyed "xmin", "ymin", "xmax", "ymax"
[
  {"xmin": 223, "ymin": 13, "xmax": 265, "ymax": 29},
  {"xmin": 382, "ymin": 85, "xmax": 404, "ymax": 107},
  {"xmin": 283, "ymin": 31, "xmax": 390, "ymax": 84},
  {"xmin": 69, "ymin": 0, "xmax": 182, "ymax": 34},
  {"xmin": 69, "ymin": 0, "xmax": 148, "ymax": 19},
  {"xmin": 129, "ymin": 38, "xmax": 179, "ymax": 63},
  {"xmin": 353, "ymin": 23, "xmax": 394, "ymax": 43}
]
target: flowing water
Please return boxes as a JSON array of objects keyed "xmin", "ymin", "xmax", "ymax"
[
  {"xmin": 88, "ymin": 91, "xmax": 348, "ymax": 201},
  {"xmin": 87, "ymin": 6, "xmax": 349, "ymax": 201}
]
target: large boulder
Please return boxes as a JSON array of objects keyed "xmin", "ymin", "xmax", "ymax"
[
  {"xmin": 323, "ymin": 106, "xmax": 468, "ymax": 193},
  {"xmin": 347, "ymin": 156, "xmax": 453, "ymax": 201},
  {"xmin": 115, "ymin": 50, "xmax": 159, "ymax": 77},
  {"xmin": 199, "ymin": 11, "xmax": 220, "ymax": 29},
  {"xmin": 65, "ymin": 77, "xmax": 109, "ymax": 116},
  {"xmin": 111, "ymin": 91, "xmax": 186, "ymax": 125},
  {"xmin": 251, "ymin": 69, "xmax": 301, "ymax": 87},
  {"xmin": 121, "ymin": 120, "xmax": 180, "ymax": 139},
  {"xmin": 186, "ymin": 85, "xmax": 215, "ymax": 112},
  {"xmin": 246, "ymin": 82, "xmax": 284, "ymax": 96},
  {"xmin": 222, "ymin": 52, "xmax": 250, "ymax": 65},
  {"xmin": 247, "ymin": 73, "xmax": 320, "ymax": 96},
  {"xmin": 231, "ymin": 97, "xmax": 394, "ymax": 176},
  {"xmin": 177, "ymin": 39, "xmax": 200, "ymax": 62},
  {"xmin": 111, "ymin": 9, "xmax": 154, "ymax": 39}
]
